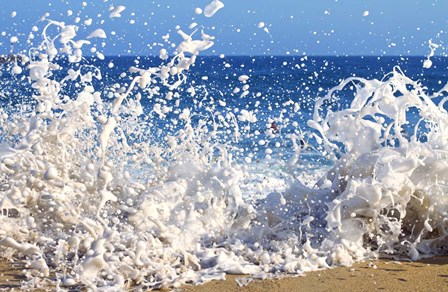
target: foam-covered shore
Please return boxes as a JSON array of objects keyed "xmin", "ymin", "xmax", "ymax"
[{"xmin": 0, "ymin": 257, "xmax": 446, "ymax": 291}]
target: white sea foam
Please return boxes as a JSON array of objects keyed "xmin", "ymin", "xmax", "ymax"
[
  {"xmin": 423, "ymin": 39, "xmax": 439, "ymax": 69},
  {"xmin": 87, "ymin": 28, "xmax": 107, "ymax": 39},
  {"xmin": 109, "ymin": 6, "xmax": 126, "ymax": 18},
  {"xmin": 203, "ymin": 0, "xmax": 225, "ymax": 18}
]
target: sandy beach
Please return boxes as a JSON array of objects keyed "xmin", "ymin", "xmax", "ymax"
[
  {"xmin": 0, "ymin": 256, "xmax": 446, "ymax": 291},
  {"xmin": 181, "ymin": 256, "xmax": 448, "ymax": 292},
  {"xmin": 0, "ymin": 259, "xmax": 26, "ymax": 291}
]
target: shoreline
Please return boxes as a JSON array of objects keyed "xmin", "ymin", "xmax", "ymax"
[
  {"xmin": 181, "ymin": 256, "xmax": 448, "ymax": 292},
  {"xmin": 0, "ymin": 256, "xmax": 446, "ymax": 291}
]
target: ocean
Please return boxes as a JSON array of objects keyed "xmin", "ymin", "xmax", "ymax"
[
  {"xmin": 1, "ymin": 9, "xmax": 448, "ymax": 291},
  {"xmin": 2, "ymin": 55, "xmax": 446, "ymax": 171},
  {"xmin": 3, "ymin": 55, "xmax": 446, "ymax": 160}
]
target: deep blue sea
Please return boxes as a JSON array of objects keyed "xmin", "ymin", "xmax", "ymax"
[
  {"xmin": 1, "ymin": 55, "xmax": 447, "ymax": 166},
  {"xmin": 3, "ymin": 55, "xmax": 447, "ymax": 114}
]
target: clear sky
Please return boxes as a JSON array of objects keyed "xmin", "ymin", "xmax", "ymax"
[{"xmin": 0, "ymin": 0, "xmax": 446, "ymax": 56}]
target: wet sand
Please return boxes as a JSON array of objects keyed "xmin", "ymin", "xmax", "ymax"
[
  {"xmin": 0, "ymin": 259, "xmax": 25, "ymax": 290},
  {"xmin": 0, "ymin": 260, "xmax": 52, "ymax": 291},
  {"xmin": 181, "ymin": 256, "xmax": 448, "ymax": 292},
  {"xmin": 0, "ymin": 257, "xmax": 446, "ymax": 291}
]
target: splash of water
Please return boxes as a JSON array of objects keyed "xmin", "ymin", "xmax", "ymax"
[{"xmin": 309, "ymin": 68, "xmax": 448, "ymax": 261}]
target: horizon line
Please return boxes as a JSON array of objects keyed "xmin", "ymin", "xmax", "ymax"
[{"xmin": 82, "ymin": 54, "xmax": 437, "ymax": 58}]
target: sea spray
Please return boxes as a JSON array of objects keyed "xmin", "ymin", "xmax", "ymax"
[
  {"xmin": 0, "ymin": 11, "xmax": 260, "ymax": 290},
  {"xmin": 309, "ymin": 67, "xmax": 448, "ymax": 260}
]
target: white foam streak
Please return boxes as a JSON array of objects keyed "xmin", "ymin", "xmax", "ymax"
[
  {"xmin": 109, "ymin": 6, "xmax": 126, "ymax": 18},
  {"xmin": 87, "ymin": 28, "xmax": 107, "ymax": 39},
  {"xmin": 203, "ymin": 0, "xmax": 225, "ymax": 18},
  {"xmin": 423, "ymin": 39, "xmax": 439, "ymax": 69}
]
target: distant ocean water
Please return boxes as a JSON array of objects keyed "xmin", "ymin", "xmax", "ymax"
[
  {"xmin": 4, "ymin": 54, "xmax": 447, "ymax": 120},
  {"xmin": 3, "ymin": 55, "xmax": 446, "ymax": 155}
]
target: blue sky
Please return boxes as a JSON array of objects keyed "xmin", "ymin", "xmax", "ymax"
[{"xmin": 0, "ymin": 0, "xmax": 446, "ymax": 56}]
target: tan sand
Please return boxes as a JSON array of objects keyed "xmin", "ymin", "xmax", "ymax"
[
  {"xmin": 0, "ymin": 257, "xmax": 446, "ymax": 291},
  {"xmin": 181, "ymin": 257, "xmax": 448, "ymax": 292},
  {"xmin": 0, "ymin": 259, "xmax": 26, "ymax": 291}
]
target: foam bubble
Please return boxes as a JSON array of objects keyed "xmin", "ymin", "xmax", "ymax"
[
  {"xmin": 423, "ymin": 39, "xmax": 439, "ymax": 69},
  {"xmin": 109, "ymin": 5, "xmax": 126, "ymax": 18},
  {"xmin": 238, "ymin": 75, "xmax": 249, "ymax": 83},
  {"xmin": 12, "ymin": 65, "xmax": 22, "ymax": 75},
  {"xmin": 87, "ymin": 28, "xmax": 107, "ymax": 39},
  {"xmin": 203, "ymin": 0, "xmax": 224, "ymax": 17},
  {"xmin": 195, "ymin": 7, "xmax": 203, "ymax": 15}
]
